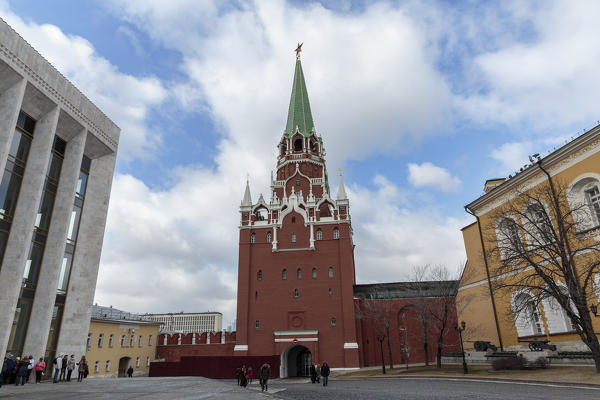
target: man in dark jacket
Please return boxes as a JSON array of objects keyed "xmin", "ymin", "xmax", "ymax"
[
  {"xmin": 127, "ymin": 366, "xmax": 134, "ymax": 378},
  {"xmin": 320, "ymin": 362, "xmax": 330, "ymax": 387},
  {"xmin": 15, "ymin": 358, "xmax": 28, "ymax": 386},
  {"xmin": 4, "ymin": 355, "xmax": 15, "ymax": 384},
  {"xmin": 59, "ymin": 354, "xmax": 68, "ymax": 381},
  {"xmin": 259, "ymin": 363, "xmax": 271, "ymax": 392}
]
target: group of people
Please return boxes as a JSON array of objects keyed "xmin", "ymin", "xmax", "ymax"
[
  {"xmin": 236, "ymin": 363, "xmax": 272, "ymax": 391},
  {"xmin": 1, "ymin": 353, "xmax": 89, "ymax": 387},
  {"xmin": 310, "ymin": 362, "xmax": 330, "ymax": 386}
]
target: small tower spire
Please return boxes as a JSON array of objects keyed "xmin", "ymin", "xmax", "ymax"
[
  {"xmin": 241, "ymin": 178, "xmax": 252, "ymax": 207},
  {"xmin": 336, "ymin": 168, "xmax": 347, "ymax": 200}
]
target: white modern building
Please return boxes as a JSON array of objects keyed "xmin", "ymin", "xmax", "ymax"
[
  {"xmin": 142, "ymin": 312, "xmax": 223, "ymax": 334},
  {"xmin": 0, "ymin": 18, "xmax": 119, "ymax": 363}
]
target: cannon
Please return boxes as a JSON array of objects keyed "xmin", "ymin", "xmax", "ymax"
[
  {"xmin": 518, "ymin": 339, "xmax": 557, "ymax": 352},
  {"xmin": 471, "ymin": 341, "xmax": 498, "ymax": 352}
]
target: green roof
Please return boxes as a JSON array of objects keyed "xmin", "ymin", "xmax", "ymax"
[{"xmin": 284, "ymin": 59, "xmax": 315, "ymax": 138}]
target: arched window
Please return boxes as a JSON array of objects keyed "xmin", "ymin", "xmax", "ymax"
[
  {"xmin": 266, "ymin": 232, "xmax": 272, "ymax": 243},
  {"xmin": 328, "ymin": 267, "xmax": 334, "ymax": 278},
  {"xmin": 297, "ymin": 268, "xmax": 302, "ymax": 279},
  {"xmin": 282, "ymin": 269, "xmax": 287, "ymax": 280},
  {"xmin": 294, "ymin": 138, "xmax": 302, "ymax": 151},
  {"xmin": 542, "ymin": 286, "xmax": 577, "ymax": 334},
  {"xmin": 291, "ymin": 232, "xmax": 296, "ymax": 242},
  {"xmin": 294, "ymin": 288, "xmax": 299, "ymax": 298},
  {"xmin": 328, "ymin": 288, "xmax": 332, "ymax": 296},
  {"xmin": 250, "ymin": 233, "xmax": 256, "ymax": 243},
  {"xmin": 331, "ymin": 317, "xmax": 336, "ymax": 327},
  {"xmin": 524, "ymin": 204, "xmax": 553, "ymax": 244},
  {"xmin": 333, "ymin": 228, "xmax": 339, "ymax": 240},
  {"xmin": 257, "ymin": 269, "xmax": 262, "ymax": 281},
  {"xmin": 497, "ymin": 217, "xmax": 523, "ymax": 261},
  {"xmin": 512, "ymin": 292, "xmax": 544, "ymax": 337},
  {"xmin": 312, "ymin": 267, "xmax": 317, "ymax": 279},
  {"xmin": 316, "ymin": 229, "xmax": 322, "ymax": 240},
  {"xmin": 568, "ymin": 176, "xmax": 600, "ymax": 231}
]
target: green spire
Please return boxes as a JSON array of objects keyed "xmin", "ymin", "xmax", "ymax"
[{"xmin": 284, "ymin": 58, "xmax": 315, "ymax": 138}]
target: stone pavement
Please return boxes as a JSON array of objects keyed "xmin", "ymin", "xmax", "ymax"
[{"xmin": 0, "ymin": 376, "xmax": 280, "ymax": 399}]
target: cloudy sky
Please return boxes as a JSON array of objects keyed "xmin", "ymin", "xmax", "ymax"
[{"xmin": 3, "ymin": 0, "xmax": 600, "ymax": 327}]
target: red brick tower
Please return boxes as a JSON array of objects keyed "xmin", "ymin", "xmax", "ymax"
[{"xmin": 234, "ymin": 48, "xmax": 360, "ymax": 377}]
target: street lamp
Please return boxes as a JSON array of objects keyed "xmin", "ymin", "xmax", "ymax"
[
  {"xmin": 454, "ymin": 320, "xmax": 468, "ymax": 374},
  {"xmin": 376, "ymin": 334, "xmax": 386, "ymax": 375}
]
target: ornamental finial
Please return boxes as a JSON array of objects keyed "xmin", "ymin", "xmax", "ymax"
[{"xmin": 295, "ymin": 42, "xmax": 303, "ymax": 60}]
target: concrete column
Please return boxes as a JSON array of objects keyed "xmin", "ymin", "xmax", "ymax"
[
  {"xmin": 56, "ymin": 151, "xmax": 116, "ymax": 357},
  {"xmin": 0, "ymin": 78, "xmax": 26, "ymax": 171},
  {"xmin": 0, "ymin": 106, "xmax": 60, "ymax": 357},
  {"xmin": 22, "ymin": 129, "xmax": 86, "ymax": 358}
]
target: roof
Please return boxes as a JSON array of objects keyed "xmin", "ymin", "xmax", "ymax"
[
  {"xmin": 284, "ymin": 58, "xmax": 315, "ymax": 138},
  {"xmin": 353, "ymin": 281, "xmax": 459, "ymax": 299},
  {"xmin": 466, "ymin": 123, "xmax": 600, "ymax": 214},
  {"xmin": 90, "ymin": 318, "xmax": 161, "ymax": 326}
]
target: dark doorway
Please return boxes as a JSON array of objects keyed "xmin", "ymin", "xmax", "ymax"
[
  {"xmin": 283, "ymin": 345, "xmax": 312, "ymax": 377},
  {"xmin": 118, "ymin": 357, "xmax": 131, "ymax": 377}
]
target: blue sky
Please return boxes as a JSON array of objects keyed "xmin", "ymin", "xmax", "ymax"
[{"xmin": 3, "ymin": 0, "xmax": 600, "ymax": 325}]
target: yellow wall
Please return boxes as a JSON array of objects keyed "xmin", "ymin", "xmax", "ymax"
[
  {"xmin": 85, "ymin": 319, "xmax": 159, "ymax": 377},
  {"xmin": 458, "ymin": 137, "xmax": 600, "ymax": 350}
]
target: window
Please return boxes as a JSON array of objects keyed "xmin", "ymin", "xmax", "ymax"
[
  {"xmin": 98, "ymin": 333, "xmax": 104, "ymax": 348},
  {"xmin": 94, "ymin": 361, "xmax": 99, "ymax": 373},
  {"xmin": 525, "ymin": 204, "xmax": 553, "ymax": 244},
  {"xmin": 146, "ymin": 357, "xmax": 150, "ymax": 367},
  {"xmin": 497, "ymin": 217, "xmax": 523, "ymax": 260},
  {"xmin": 291, "ymin": 232, "xmax": 296, "ymax": 242},
  {"xmin": 329, "ymin": 288, "xmax": 332, "ymax": 296},
  {"xmin": 255, "ymin": 320, "xmax": 260, "ymax": 329},
  {"xmin": 312, "ymin": 267, "xmax": 317, "ymax": 279},
  {"xmin": 266, "ymin": 232, "xmax": 272, "ymax": 243},
  {"xmin": 257, "ymin": 269, "xmax": 262, "ymax": 281},
  {"xmin": 130, "ymin": 335, "xmax": 135, "ymax": 347},
  {"xmin": 294, "ymin": 138, "xmax": 302, "ymax": 151},
  {"xmin": 586, "ymin": 186, "xmax": 600, "ymax": 225},
  {"xmin": 331, "ymin": 317, "xmax": 336, "ymax": 327},
  {"xmin": 294, "ymin": 289, "xmax": 299, "ymax": 298},
  {"xmin": 282, "ymin": 269, "xmax": 287, "ymax": 280},
  {"xmin": 138, "ymin": 335, "xmax": 143, "ymax": 347},
  {"xmin": 296, "ymin": 178, "xmax": 300, "ymax": 186},
  {"xmin": 148, "ymin": 335, "xmax": 152, "ymax": 346},
  {"xmin": 513, "ymin": 292, "xmax": 544, "ymax": 337},
  {"xmin": 292, "ymin": 216, "xmax": 296, "ymax": 223},
  {"xmin": 120, "ymin": 335, "xmax": 126, "ymax": 347},
  {"xmin": 136, "ymin": 357, "xmax": 140, "ymax": 368},
  {"xmin": 87, "ymin": 333, "xmax": 92, "ymax": 348},
  {"xmin": 105, "ymin": 360, "xmax": 111, "ymax": 372},
  {"xmin": 255, "ymin": 291, "xmax": 258, "ymax": 300},
  {"xmin": 328, "ymin": 267, "xmax": 334, "ymax": 278},
  {"xmin": 316, "ymin": 229, "xmax": 322, "ymax": 240},
  {"xmin": 250, "ymin": 233, "xmax": 255, "ymax": 243},
  {"xmin": 297, "ymin": 268, "xmax": 302, "ymax": 279},
  {"xmin": 333, "ymin": 228, "xmax": 339, "ymax": 240},
  {"xmin": 109, "ymin": 334, "xmax": 114, "ymax": 348}
]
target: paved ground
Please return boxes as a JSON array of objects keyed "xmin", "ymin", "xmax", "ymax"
[{"xmin": 2, "ymin": 376, "xmax": 600, "ymax": 399}]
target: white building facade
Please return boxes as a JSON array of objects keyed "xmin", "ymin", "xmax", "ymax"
[
  {"xmin": 142, "ymin": 313, "xmax": 222, "ymax": 334},
  {"xmin": 0, "ymin": 18, "xmax": 119, "ymax": 363}
]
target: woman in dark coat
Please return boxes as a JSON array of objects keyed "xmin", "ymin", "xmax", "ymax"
[
  {"xmin": 259, "ymin": 363, "xmax": 270, "ymax": 392},
  {"xmin": 15, "ymin": 358, "xmax": 28, "ymax": 386},
  {"xmin": 239, "ymin": 365, "xmax": 248, "ymax": 388},
  {"xmin": 309, "ymin": 364, "xmax": 316, "ymax": 383}
]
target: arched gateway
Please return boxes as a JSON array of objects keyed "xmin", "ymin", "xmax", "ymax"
[{"xmin": 281, "ymin": 345, "xmax": 312, "ymax": 378}]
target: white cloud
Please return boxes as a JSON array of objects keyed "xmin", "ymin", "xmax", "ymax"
[
  {"xmin": 0, "ymin": 3, "xmax": 168, "ymax": 161},
  {"xmin": 407, "ymin": 162, "xmax": 461, "ymax": 193}
]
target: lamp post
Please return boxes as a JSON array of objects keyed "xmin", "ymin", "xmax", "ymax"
[
  {"xmin": 376, "ymin": 334, "xmax": 386, "ymax": 374},
  {"xmin": 454, "ymin": 320, "xmax": 468, "ymax": 374}
]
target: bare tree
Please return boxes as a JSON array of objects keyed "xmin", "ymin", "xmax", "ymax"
[
  {"xmin": 356, "ymin": 285, "xmax": 394, "ymax": 370},
  {"xmin": 406, "ymin": 265, "xmax": 459, "ymax": 368},
  {"xmin": 484, "ymin": 171, "xmax": 600, "ymax": 372}
]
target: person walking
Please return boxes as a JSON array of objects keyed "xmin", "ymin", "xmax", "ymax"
[
  {"xmin": 239, "ymin": 365, "xmax": 248, "ymax": 388},
  {"xmin": 15, "ymin": 358, "xmax": 28, "ymax": 386},
  {"xmin": 310, "ymin": 364, "xmax": 316, "ymax": 383},
  {"xmin": 66, "ymin": 355, "xmax": 76, "ymax": 382},
  {"xmin": 59, "ymin": 354, "xmax": 68, "ymax": 381},
  {"xmin": 127, "ymin": 365, "xmax": 134, "ymax": 378},
  {"xmin": 52, "ymin": 354, "xmax": 62, "ymax": 383},
  {"xmin": 320, "ymin": 362, "xmax": 330, "ymax": 387},
  {"xmin": 247, "ymin": 366, "xmax": 253, "ymax": 384},
  {"xmin": 34, "ymin": 357, "xmax": 46, "ymax": 384},
  {"xmin": 77, "ymin": 356, "xmax": 87, "ymax": 382},
  {"xmin": 259, "ymin": 363, "xmax": 270, "ymax": 392},
  {"xmin": 235, "ymin": 367, "xmax": 242, "ymax": 385},
  {"xmin": 26, "ymin": 355, "xmax": 34, "ymax": 383},
  {"xmin": 4, "ymin": 354, "xmax": 15, "ymax": 384},
  {"xmin": 315, "ymin": 364, "xmax": 321, "ymax": 383}
]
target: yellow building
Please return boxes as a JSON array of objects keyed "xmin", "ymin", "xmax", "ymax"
[
  {"xmin": 458, "ymin": 124, "xmax": 600, "ymax": 352},
  {"xmin": 85, "ymin": 317, "xmax": 160, "ymax": 377}
]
